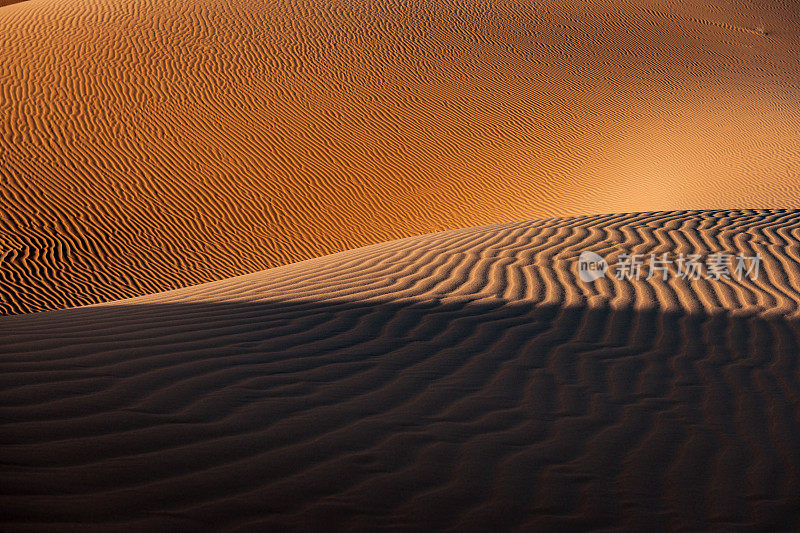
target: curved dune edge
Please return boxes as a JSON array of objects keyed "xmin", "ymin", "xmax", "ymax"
[
  {"xmin": 94, "ymin": 208, "xmax": 800, "ymax": 317},
  {"xmin": 3, "ymin": 209, "xmax": 800, "ymax": 530},
  {"xmin": 2, "ymin": 0, "xmax": 800, "ymax": 314}
]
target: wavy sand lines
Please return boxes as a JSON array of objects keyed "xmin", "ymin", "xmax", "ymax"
[
  {"xmin": 2, "ymin": 0, "xmax": 800, "ymax": 313},
  {"xmin": 3, "ymin": 210, "xmax": 800, "ymax": 529}
]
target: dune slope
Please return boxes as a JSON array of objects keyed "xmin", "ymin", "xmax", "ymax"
[
  {"xmin": 3, "ymin": 210, "xmax": 800, "ymax": 530},
  {"xmin": 1, "ymin": 0, "xmax": 800, "ymax": 314}
]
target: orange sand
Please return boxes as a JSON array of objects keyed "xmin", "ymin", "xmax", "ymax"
[
  {"xmin": 4, "ymin": 0, "xmax": 800, "ymax": 527},
  {"xmin": 1, "ymin": 0, "xmax": 799, "ymax": 314},
  {"xmin": 4, "ymin": 210, "xmax": 800, "ymax": 529}
]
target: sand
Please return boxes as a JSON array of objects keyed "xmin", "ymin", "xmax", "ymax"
[
  {"xmin": 3, "ymin": 210, "xmax": 800, "ymax": 529},
  {"xmin": 1, "ymin": 0, "xmax": 800, "ymax": 314},
  {"xmin": 3, "ymin": 0, "xmax": 800, "ymax": 528}
]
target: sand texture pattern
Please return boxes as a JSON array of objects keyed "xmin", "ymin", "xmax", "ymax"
[
  {"xmin": 2, "ymin": 0, "xmax": 800, "ymax": 314},
  {"xmin": 3, "ymin": 210, "xmax": 800, "ymax": 530}
]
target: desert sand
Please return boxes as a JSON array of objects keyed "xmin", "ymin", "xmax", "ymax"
[
  {"xmin": 1, "ymin": 0, "xmax": 799, "ymax": 313},
  {"xmin": 3, "ymin": 210, "xmax": 800, "ymax": 529},
  {"xmin": 3, "ymin": 0, "xmax": 800, "ymax": 529}
]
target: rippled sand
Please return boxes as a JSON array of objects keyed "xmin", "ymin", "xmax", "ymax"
[
  {"xmin": 4, "ymin": 210, "xmax": 800, "ymax": 529},
  {"xmin": 1, "ymin": 0, "xmax": 799, "ymax": 314}
]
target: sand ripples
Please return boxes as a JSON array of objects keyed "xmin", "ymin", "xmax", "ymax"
[
  {"xmin": 3, "ymin": 210, "xmax": 800, "ymax": 529},
  {"xmin": 1, "ymin": 0, "xmax": 800, "ymax": 314}
]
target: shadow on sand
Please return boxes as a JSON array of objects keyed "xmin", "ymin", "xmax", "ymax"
[
  {"xmin": 2, "ymin": 298, "xmax": 800, "ymax": 530},
  {"xmin": 0, "ymin": 0, "xmax": 29, "ymax": 8}
]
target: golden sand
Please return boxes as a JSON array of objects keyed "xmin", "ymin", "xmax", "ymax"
[{"xmin": 1, "ymin": 0, "xmax": 798, "ymax": 314}]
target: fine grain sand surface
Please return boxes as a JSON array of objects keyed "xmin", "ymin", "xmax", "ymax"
[
  {"xmin": 4, "ymin": 210, "xmax": 800, "ymax": 530},
  {"xmin": 1, "ymin": 0, "xmax": 800, "ymax": 313}
]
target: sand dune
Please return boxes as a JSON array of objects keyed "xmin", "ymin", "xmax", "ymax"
[
  {"xmin": 1, "ymin": 0, "xmax": 799, "ymax": 314},
  {"xmin": 3, "ymin": 210, "xmax": 800, "ymax": 530}
]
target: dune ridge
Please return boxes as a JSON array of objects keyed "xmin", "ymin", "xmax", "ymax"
[
  {"xmin": 3, "ymin": 210, "xmax": 800, "ymax": 530},
  {"xmin": 2, "ymin": 0, "xmax": 800, "ymax": 314}
]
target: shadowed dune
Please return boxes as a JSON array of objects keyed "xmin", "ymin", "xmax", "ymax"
[
  {"xmin": 3, "ymin": 210, "xmax": 800, "ymax": 530},
  {"xmin": 2, "ymin": 0, "xmax": 800, "ymax": 314},
  {"xmin": 3, "ymin": 301, "xmax": 800, "ymax": 531}
]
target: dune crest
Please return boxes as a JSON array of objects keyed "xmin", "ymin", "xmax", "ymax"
[
  {"xmin": 1, "ymin": 0, "xmax": 800, "ymax": 314},
  {"xmin": 3, "ymin": 210, "xmax": 800, "ymax": 529}
]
